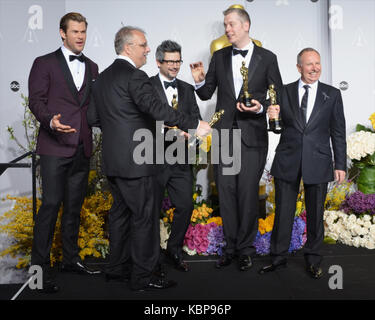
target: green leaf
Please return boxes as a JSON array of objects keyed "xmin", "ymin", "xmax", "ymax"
[
  {"xmin": 324, "ymin": 236, "xmax": 336, "ymax": 244},
  {"xmin": 356, "ymin": 124, "xmax": 373, "ymax": 132}
]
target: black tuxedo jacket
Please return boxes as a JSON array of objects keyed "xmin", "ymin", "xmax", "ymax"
[
  {"xmin": 87, "ymin": 59, "xmax": 199, "ymax": 178},
  {"xmin": 196, "ymin": 43, "xmax": 283, "ymax": 147},
  {"xmin": 150, "ymin": 75, "xmax": 202, "ymax": 168},
  {"xmin": 150, "ymin": 75, "xmax": 201, "ymax": 121},
  {"xmin": 271, "ymin": 80, "xmax": 347, "ymax": 184},
  {"xmin": 28, "ymin": 48, "xmax": 99, "ymax": 158}
]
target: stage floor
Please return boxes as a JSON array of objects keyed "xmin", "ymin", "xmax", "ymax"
[{"xmin": 1, "ymin": 243, "xmax": 375, "ymax": 301}]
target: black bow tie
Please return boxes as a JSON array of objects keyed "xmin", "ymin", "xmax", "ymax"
[
  {"xmin": 164, "ymin": 80, "xmax": 177, "ymax": 89},
  {"xmin": 69, "ymin": 54, "xmax": 85, "ymax": 62},
  {"xmin": 232, "ymin": 49, "xmax": 248, "ymax": 58}
]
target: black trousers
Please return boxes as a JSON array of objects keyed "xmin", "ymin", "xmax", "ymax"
[
  {"xmin": 31, "ymin": 144, "xmax": 90, "ymax": 267},
  {"xmin": 271, "ymin": 176, "xmax": 328, "ymax": 266},
  {"xmin": 106, "ymin": 175, "xmax": 160, "ymax": 290},
  {"xmin": 214, "ymin": 136, "xmax": 268, "ymax": 257},
  {"xmin": 156, "ymin": 164, "xmax": 193, "ymax": 256}
]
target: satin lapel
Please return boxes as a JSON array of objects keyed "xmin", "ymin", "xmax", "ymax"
[
  {"xmin": 176, "ymin": 79, "xmax": 185, "ymax": 111},
  {"xmin": 223, "ymin": 47, "xmax": 236, "ymax": 99},
  {"xmin": 55, "ymin": 48, "xmax": 80, "ymax": 106},
  {"xmin": 79, "ymin": 58, "xmax": 92, "ymax": 107},
  {"xmin": 153, "ymin": 77, "xmax": 169, "ymax": 105},
  {"xmin": 247, "ymin": 45, "xmax": 262, "ymax": 84},
  {"xmin": 288, "ymin": 81, "xmax": 304, "ymax": 132},
  {"xmin": 306, "ymin": 81, "xmax": 326, "ymax": 128}
]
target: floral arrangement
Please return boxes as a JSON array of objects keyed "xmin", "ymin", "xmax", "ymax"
[
  {"xmin": 340, "ymin": 191, "xmax": 375, "ymax": 216},
  {"xmin": 253, "ymin": 183, "xmax": 307, "ymax": 255},
  {"xmin": 347, "ymin": 112, "xmax": 375, "ymax": 194},
  {"xmin": 322, "ymin": 113, "xmax": 375, "ymax": 249},
  {"xmin": 0, "ymin": 191, "xmax": 111, "ymax": 268},
  {"xmin": 324, "ymin": 211, "xmax": 375, "ymax": 249}
]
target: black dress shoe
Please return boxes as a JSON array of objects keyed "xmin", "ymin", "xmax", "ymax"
[
  {"xmin": 306, "ymin": 265, "xmax": 323, "ymax": 279},
  {"xmin": 215, "ymin": 254, "xmax": 233, "ymax": 269},
  {"xmin": 258, "ymin": 260, "xmax": 287, "ymax": 274},
  {"xmin": 104, "ymin": 273, "xmax": 129, "ymax": 282},
  {"xmin": 60, "ymin": 261, "xmax": 101, "ymax": 275},
  {"xmin": 133, "ymin": 277, "xmax": 178, "ymax": 291},
  {"xmin": 153, "ymin": 263, "xmax": 167, "ymax": 278},
  {"xmin": 38, "ymin": 280, "xmax": 59, "ymax": 293},
  {"xmin": 238, "ymin": 255, "xmax": 253, "ymax": 271},
  {"xmin": 166, "ymin": 252, "xmax": 189, "ymax": 272}
]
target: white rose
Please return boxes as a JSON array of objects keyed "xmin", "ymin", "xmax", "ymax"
[
  {"xmin": 364, "ymin": 237, "xmax": 375, "ymax": 249},
  {"xmin": 363, "ymin": 221, "xmax": 372, "ymax": 229},
  {"xmin": 352, "ymin": 237, "xmax": 361, "ymax": 247},
  {"xmin": 363, "ymin": 215, "xmax": 371, "ymax": 222},
  {"xmin": 369, "ymin": 225, "xmax": 375, "ymax": 238}
]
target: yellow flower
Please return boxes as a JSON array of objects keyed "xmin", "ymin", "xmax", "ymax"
[
  {"xmin": 207, "ymin": 216, "xmax": 223, "ymax": 226},
  {"xmin": 369, "ymin": 112, "xmax": 375, "ymax": 130},
  {"xmin": 193, "ymin": 193, "xmax": 198, "ymax": 201},
  {"xmin": 258, "ymin": 213, "xmax": 275, "ymax": 234},
  {"xmin": 88, "ymin": 170, "xmax": 97, "ymax": 184}
]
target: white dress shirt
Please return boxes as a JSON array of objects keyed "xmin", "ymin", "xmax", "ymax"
[
  {"xmin": 298, "ymin": 79, "xmax": 318, "ymax": 122},
  {"xmin": 61, "ymin": 45, "xmax": 85, "ymax": 91},
  {"xmin": 195, "ymin": 40, "xmax": 262, "ymax": 113},
  {"xmin": 117, "ymin": 54, "xmax": 136, "ymax": 68}
]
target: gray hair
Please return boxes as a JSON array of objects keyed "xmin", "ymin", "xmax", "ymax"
[
  {"xmin": 223, "ymin": 7, "xmax": 251, "ymax": 26},
  {"xmin": 155, "ymin": 40, "xmax": 182, "ymax": 62},
  {"xmin": 297, "ymin": 47, "xmax": 320, "ymax": 65},
  {"xmin": 114, "ymin": 26, "xmax": 145, "ymax": 55}
]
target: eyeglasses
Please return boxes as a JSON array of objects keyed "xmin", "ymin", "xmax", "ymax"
[
  {"xmin": 130, "ymin": 42, "xmax": 148, "ymax": 49},
  {"xmin": 162, "ymin": 60, "xmax": 183, "ymax": 66}
]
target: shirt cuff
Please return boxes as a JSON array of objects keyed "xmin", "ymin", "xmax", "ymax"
[
  {"xmin": 257, "ymin": 104, "xmax": 264, "ymax": 114},
  {"xmin": 194, "ymin": 80, "xmax": 205, "ymax": 90}
]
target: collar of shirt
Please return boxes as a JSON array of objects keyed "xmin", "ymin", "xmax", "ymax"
[
  {"xmin": 298, "ymin": 79, "xmax": 318, "ymax": 91},
  {"xmin": 232, "ymin": 40, "xmax": 254, "ymax": 57},
  {"xmin": 117, "ymin": 55, "xmax": 136, "ymax": 68},
  {"xmin": 158, "ymin": 73, "xmax": 178, "ymax": 106},
  {"xmin": 159, "ymin": 73, "xmax": 177, "ymax": 89},
  {"xmin": 61, "ymin": 45, "xmax": 85, "ymax": 90},
  {"xmin": 61, "ymin": 45, "xmax": 84, "ymax": 64},
  {"xmin": 298, "ymin": 79, "xmax": 319, "ymax": 121}
]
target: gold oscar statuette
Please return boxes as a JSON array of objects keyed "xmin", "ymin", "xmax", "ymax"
[
  {"xmin": 165, "ymin": 94, "xmax": 179, "ymax": 132},
  {"xmin": 188, "ymin": 109, "xmax": 225, "ymax": 148},
  {"xmin": 239, "ymin": 61, "xmax": 253, "ymax": 107},
  {"xmin": 268, "ymin": 84, "xmax": 282, "ymax": 133}
]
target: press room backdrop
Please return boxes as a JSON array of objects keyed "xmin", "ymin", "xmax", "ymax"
[{"xmin": 0, "ymin": 0, "xmax": 374, "ymax": 281}]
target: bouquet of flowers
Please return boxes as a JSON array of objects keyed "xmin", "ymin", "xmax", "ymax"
[{"xmin": 347, "ymin": 113, "xmax": 375, "ymax": 194}]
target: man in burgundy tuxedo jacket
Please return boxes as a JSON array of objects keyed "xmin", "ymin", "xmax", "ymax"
[{"xmin": 28, "ymin": 12, "xmax": 99, "ymax": 293}]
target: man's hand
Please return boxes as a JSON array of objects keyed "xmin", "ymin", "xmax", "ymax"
[
  {"xmin": 189, "ymin": 61, "xmax": 206, "ymax": 83},
  {"xmin": 334, "ymin": 170, "xmax": 346, "ymax": 184},
  {"xmin": 236, "ymin": 99, "xmax": 262, "ymax": 113},
  {"xmin": 196, "ymin": 120, "xmax": 211, "ymax": 137},
  {"xmin": 267, "ymin": 104, "xmax": 281, "ymax": 119},
  {"xmin": 179, "ymin": 130, "xmax": 191, "ymax": 140},
  {"xmin": 51, "ymin": 114, "xmax": 76, "ymax": 133}
]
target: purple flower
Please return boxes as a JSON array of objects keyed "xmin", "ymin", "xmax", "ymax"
[
  {"xmin": 340, "ymin": 191, "xmax": 375, "ymax": 215},
  {"xmin": 161, "ymin": 196, "xmax": 172, "ymax": 211},
  {"xmin": 206, "ymin": 223, "xmax": 226, "ymax": 255},
  {"xmin": 253, "ymin": 216, "xmax": 306, "ymax": 255},
  {"xmin": 288, "ymin": 216, "xmax": 306, "ymax": 252},
  {"xmin": 253, "ymin": 231, "xmax": 271, "ymax": 255}
]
